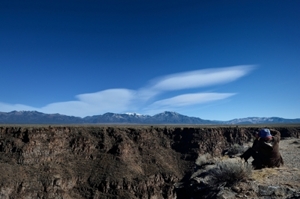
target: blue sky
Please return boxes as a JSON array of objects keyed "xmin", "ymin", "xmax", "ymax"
[{"xmin": 0, "ymin": 0, "xmax": 299, "ymax": 120}]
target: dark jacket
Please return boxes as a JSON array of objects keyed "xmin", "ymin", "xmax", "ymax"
[{"xmin": 252, "ymin": 129, "xmax": 284, "ymax": 167}]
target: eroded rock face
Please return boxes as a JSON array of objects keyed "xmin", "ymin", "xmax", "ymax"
[{"xmin": 0, "ymin": 126, "xmax": 298, "ymax": 198}]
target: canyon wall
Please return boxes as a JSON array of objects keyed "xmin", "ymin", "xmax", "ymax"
[{"xmin": 0, "ymin": 125, "xmax": 299, "ymax": 199}]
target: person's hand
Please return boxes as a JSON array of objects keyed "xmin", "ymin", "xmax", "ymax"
[{"xmin": 264, "ymin": 136, "xmax": 273, "ymax": 141}]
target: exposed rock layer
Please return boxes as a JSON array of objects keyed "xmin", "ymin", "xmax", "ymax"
[{"xmin": 0, "ymin": 126, "xmax": 299, "ymax": 198}]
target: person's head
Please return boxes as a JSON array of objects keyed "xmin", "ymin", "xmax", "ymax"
[{"xmin": 259, "ymin": 128, "xmax": 272, "ymax": 140}]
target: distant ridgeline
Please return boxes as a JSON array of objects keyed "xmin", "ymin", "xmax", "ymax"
[{"xmin": 0, "ymin": 111, "xmax": 299, "ymax": 124}]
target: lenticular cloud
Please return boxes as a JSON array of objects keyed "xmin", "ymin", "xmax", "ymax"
[
  {"xmin": 0, "ymin": 65, "xmax": 255, "ymax": 117},
  {"xmin": 150, "ymin": 93, "xmax": 236, "ymax": 107},
  {"xmin": 149, "ymin": 65, "xmax": 254, "ymax": 91}
]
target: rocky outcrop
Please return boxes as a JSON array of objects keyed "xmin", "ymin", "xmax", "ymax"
[{"xmin": 0, "ymin": 126, "xmax": 299, "ymax": 198}]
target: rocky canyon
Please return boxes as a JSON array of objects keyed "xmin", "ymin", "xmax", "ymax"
[{"xmin": 0, "ymin": 125, "xmax": 299, "ymax": 198}]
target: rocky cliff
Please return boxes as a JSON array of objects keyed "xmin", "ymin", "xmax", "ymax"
[{"xmin": 0, "ymin": 126, "xmax": 299, "ymax": 199}]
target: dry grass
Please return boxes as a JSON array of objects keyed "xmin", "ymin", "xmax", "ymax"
[
  {"xmin": 208, "ymin": 159, "xmax": 252, "ymax": 186},
  {"xmin": 251, "ymin": 168, "xmax": 279, "ymax": 183}
]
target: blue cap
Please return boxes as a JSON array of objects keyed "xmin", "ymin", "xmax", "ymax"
[{"xmin": 259, "ymin": 128, "xmax": 272, "ymax": 138}]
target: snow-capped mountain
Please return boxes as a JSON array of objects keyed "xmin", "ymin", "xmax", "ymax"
[
  {"xmin": 0, "ymin": 111, "xmax": 299, "ymax": 124},
  {"xmin": 150, "ymin": 111, "xmax": 214, "ymax": 124},
  {"xmin": 125, "ymin": 112, "xmax": 143, "ymax": 116},
  {"xmin": 226, "ymin": 117, "xmax": 300, "ymax": 124},
  {"xmin": 83, "ymin": 112, "xmax": 152, "ymax": 123}
]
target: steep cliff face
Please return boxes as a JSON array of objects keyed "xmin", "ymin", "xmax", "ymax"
[{"xmin": 0, "ymin": 126, "xmax": 298, "ymax": 198}]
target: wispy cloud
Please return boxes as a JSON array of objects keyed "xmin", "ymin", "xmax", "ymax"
[
  {"xmin": 0, "ymin": 65, "xmax": 255, "ymax": 117},
  {"xmin": 142, "ymin": 93, "xmax": 235, "ymax": 115},
  {"xmin": 149, "ymin": 65, "xmax": 254, "ymax": 91},
  {"xmin": 149, "ymin": 93, "xmax": 235, "ymax": 107}
]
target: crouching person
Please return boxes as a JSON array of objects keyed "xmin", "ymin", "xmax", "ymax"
[{"xmin": 240, "ymin": 128, "xmax": 284, "ymax": 169}]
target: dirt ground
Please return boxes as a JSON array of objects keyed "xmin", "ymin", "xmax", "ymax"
[{"xmin": 248, "ymin": 137, "xmax": 300, "ymax": 190}]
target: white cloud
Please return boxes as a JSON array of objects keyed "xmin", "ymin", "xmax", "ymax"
[
  {"xmin": 40, "ymin": 89, "xmax": 136, "ymax": 116},
  {"xmin": 0, "ymin": 65, "xmax": 255, "ymax": 117},
  {"xmin": 149, "ymin": 65, "xmax": 254, "ymax": 91},
  {"xmin": 145, "ymin": 92, "xmax": 235, "ymax": 110},
  {"xmin": 0, "ymin": 102, "xmax": 36, "ymax": 112}
]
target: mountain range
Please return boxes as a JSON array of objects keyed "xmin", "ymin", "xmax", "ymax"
[{"xmin": 0, "ymin": 111, "xmax": 299, "ymax": 125}]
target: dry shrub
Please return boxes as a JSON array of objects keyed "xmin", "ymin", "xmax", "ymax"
[
  {"xmin": 195, "ymin": 153, "xmax": 212, "ymax": 167},
  {"xmin": 226, "ymin": 144, "xmax": 245, "ymax": 156},
  {"xmin": 209, "ymin": 159, "xmax": 252, "ymax": 186}
]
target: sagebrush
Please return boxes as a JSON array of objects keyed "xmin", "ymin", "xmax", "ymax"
[
  {"xmin": 226, "ymin": 144, "xmax": 245, "ymax": 156},
  {"xmin": 209, "ymin": 159, "xmax": 252, "ymax": 186}
]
